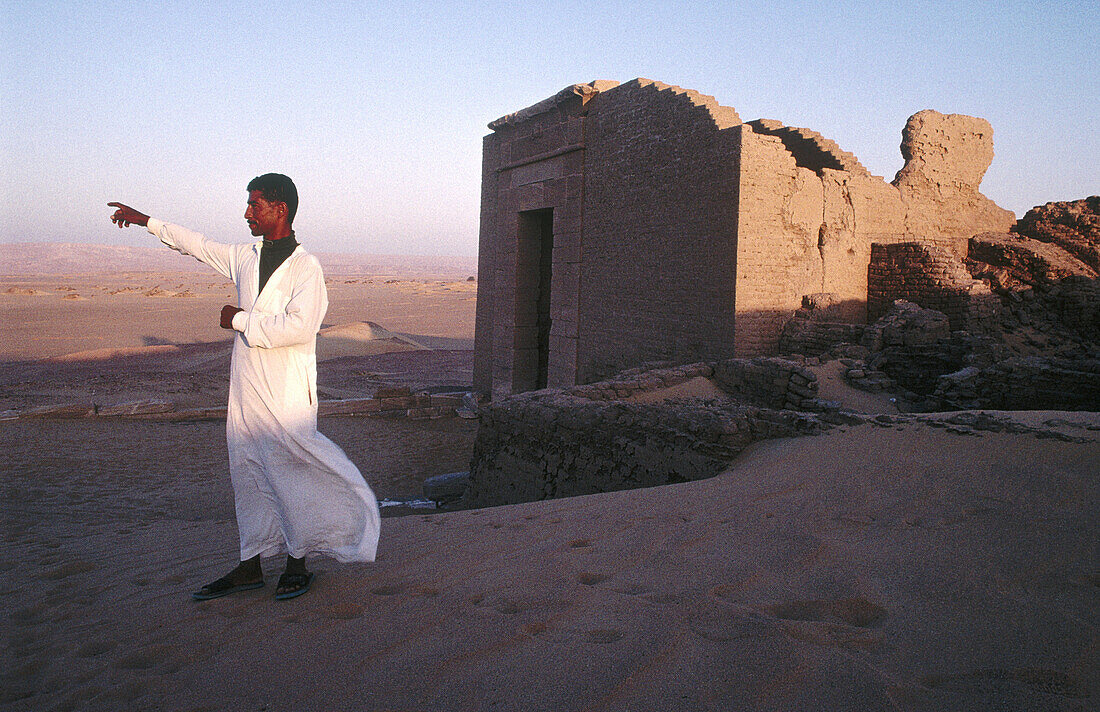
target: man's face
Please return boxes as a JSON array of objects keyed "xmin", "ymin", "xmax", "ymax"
[{"xmin": 244, "ymin": 190, "xmax": 285, "ymax": 238}]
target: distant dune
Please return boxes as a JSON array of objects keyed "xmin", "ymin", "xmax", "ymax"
[{"xmin": 0, "ymin": 242, "xmax": 478, "ymax": 279}]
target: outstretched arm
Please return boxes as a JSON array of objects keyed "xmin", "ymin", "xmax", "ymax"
[
  {"xmin": 112, "ymin": 204, "xmax": 240, "ymax": 283},
  {"xmin": 108, "ymin": 202, "xmax": 149, "ymax": 228}
]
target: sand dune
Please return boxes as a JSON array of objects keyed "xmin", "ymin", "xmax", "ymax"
[{"xmin": 315, "ymin": 321, "xmax": 428, "ymax": 361}]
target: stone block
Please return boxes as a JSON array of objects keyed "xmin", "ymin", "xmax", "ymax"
[
  {"xmin": 318, "ymin": 398, "xmax": 379, "ymax": 416},
  {"xmin": 21, "ymin": 403, "xmax": 96, "ymax": 419},
  {"xmin": 96, "ymin": 399, "xmax": 175, "ymax": 417},
  {"xmin": 379, "ymin": 396, "xmax": 414, "ymax": 410}
]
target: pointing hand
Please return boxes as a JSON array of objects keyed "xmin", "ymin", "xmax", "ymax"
[{"xmin": 108, "ymin": 202, "xmax": 150, "ymax": 228}]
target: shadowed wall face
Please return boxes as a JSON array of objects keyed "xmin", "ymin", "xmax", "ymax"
[{"xmin": 576, "ymin": 80, "xmax": 740, "ymax": 383}]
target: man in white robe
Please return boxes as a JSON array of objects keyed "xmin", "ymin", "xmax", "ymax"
[{"xmin": 109, "ymin": 173, "xmax": 380, "ymax": 600}]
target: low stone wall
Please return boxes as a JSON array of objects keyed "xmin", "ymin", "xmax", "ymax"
[
  {"xmin": 779, "ymin": 318, "xmax": 867, "ymax": 356},
  {"xmin": 467, "ymin": 359, "xmax": 826, "ymax": 508},
  {"xmin": 934, "ymin": 357, "xmax": 1100, "ymax": 411},
  {"xmin": 0, "ymin": 387, "xmax": 467, "ymax": 422}
]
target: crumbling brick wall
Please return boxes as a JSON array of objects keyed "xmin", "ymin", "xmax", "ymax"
[
  {"xmin": 868, "ymin": 243, "xmax": 998, "ymax": 330},
  {"xmin": 733, "ymin": 125, "xmax": 894, "ymax": 355},
  {"xmin": 779, "ymin": 318, "xmax": 867, "ymax": 356},
  {"xmin": 892, "ymin": 111, "xmax": 1016, "ymax": 255}
]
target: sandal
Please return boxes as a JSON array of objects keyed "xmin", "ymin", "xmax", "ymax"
[
  {"xmin": 275, "ymin": 571, "xmax": 315, "ymax": 600},
  {"xmin": 192, "ymin": 576, "xmax": 264, "ymax": 601}
]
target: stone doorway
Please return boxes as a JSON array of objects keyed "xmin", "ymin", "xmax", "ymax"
[{"xmin": 514, "ymin": 208, "xmax": 554, "ymax": 391}]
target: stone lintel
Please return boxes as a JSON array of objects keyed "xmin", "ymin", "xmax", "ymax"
[{"xmin": 488, "ymin": 81, "xmax": 618, "ymax": 131}]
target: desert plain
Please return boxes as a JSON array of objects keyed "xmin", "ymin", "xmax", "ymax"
[{"xmin": 1, "ymin": 244, "xmax": 1098, "ymax": 711}]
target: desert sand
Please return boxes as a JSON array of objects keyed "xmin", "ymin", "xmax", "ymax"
[
  {"xmin": 2, "ymin": 254, "xmax": 1098, "ymax": 710},
  {"xmin": 4, "ymin": 414, "xmax": 1097, "ymax": 711}
]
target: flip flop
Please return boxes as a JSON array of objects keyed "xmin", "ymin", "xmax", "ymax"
[
  {"xmin": 192, "ymin": 576, "xmax": 265, "ymax": 601},
  {"xmin": 275, "ymin": 571, "xmax": 315, "ymax": 600}
]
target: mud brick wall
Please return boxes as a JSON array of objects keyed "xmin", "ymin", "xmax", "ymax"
[
  {"xmin": 710, "ymin": 358, "xmax": 821, "ymax": 410},
  {"xmin": 868, "ymin": 242, "xmax": 997, "ymax": 330},
  {"xmin": 733, "ymin": 127, "xmax": 885, "ymax": 355},
  {"xmin": 934, "ymin": 357, "xmax": 1100, "ymax": 411},
  {"xmin": 467, "ymin": 359, "xmax": 823, "ymax": 508},
  {"xmin": 892, "ymin": 111, "xmax": 1016, "ymax": 256},
  {"xmin": 577, "ymin": 80, "xmax": 741, "ymax": 382}
]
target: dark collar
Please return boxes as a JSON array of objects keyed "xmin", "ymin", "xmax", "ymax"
[{"xmin": 262, "ymin": 232, "xmax": 298, "ymax": 252}]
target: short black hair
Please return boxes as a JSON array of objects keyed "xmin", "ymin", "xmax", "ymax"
[{"xmin": 247, "ymin": 173, "xmax": 298, "ymax": 225}]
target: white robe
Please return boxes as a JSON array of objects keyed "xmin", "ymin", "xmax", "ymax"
[{"xmin": 147, "ymin": 218, "xmax": 380, "ymax": 562}]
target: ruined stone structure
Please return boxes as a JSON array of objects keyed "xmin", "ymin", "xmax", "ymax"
[
  {"xmin": 468, "ymin": 358, "xmax": 826, "ymax": 508},
  {"xmin": 475, "ymin": 78, "xmax": 1014, "ymax": 397}
]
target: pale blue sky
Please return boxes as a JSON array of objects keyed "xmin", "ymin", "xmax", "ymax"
[{"xmin": 2, "ymin": 0, "xmax": 1097, "ymax": 256}]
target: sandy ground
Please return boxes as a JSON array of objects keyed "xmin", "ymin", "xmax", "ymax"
[
  {"xmin": 0, "ymin": 272, "xmax": 475, "ymax": 362},
  {"xmin": 2, "ymin": 415, "xmax": 1097, "ymax": 711},
  {"xmin": 0, "ymin": 272, "xmax": 477, "ymax": 412},
  {"xmin": 2, "ymin": 267, "xmax": 1098, "ymax": 710},
  {"xmin": 0, "ymin": 269, "xmax": 480, "ymax": 496}
]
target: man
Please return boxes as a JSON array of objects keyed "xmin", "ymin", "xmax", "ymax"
[{"xmin": 109, "ymin": 173, "xmax": 380, "ymax": 601}]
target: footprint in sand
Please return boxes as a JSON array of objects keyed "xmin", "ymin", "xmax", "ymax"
[
  {"xmin": 495, "ymin": 600, "xmax": 525, "ymax": 615},
  {"xmin": 36, "ymin": 561, "xmax": 96, "ymax": 581},
  {"xmin": 519, "ymin": 622, "xmax": 547, "ymax": 636},
  {"xmin": 326, "ymin": 602, "xmax": 366, "ymax": 620},
  {"xmin": 764, "ymin": 597, "xmax": 887, "ymax": 628},
  {"xmin": 471, "ymin": 593, "xmax": 528, "ymax": 615},
  {"xmin": 709, "ymin": 583, "xmax": 751, "ymax": 602},
  {"xmin": 8, "ymin": 630, "xmax": 36, "ymax": 653},
  {"xmin": 763, "ymin": 597, "xmax": 888, "ymax": 649},
  {"xmin": 586, "ymin": 629, "xmax": 623, "ymax": 644},
  {"xmin": 577, "ymin": 572, "xmax": 607, "ymax": 586},
  {"xmin": 113, "ymin": 643, "xmax": 176, "ymax": 671},
  {"xmin": 689, "ymin": 605, "xmax": 773, "ymax": 643},
  {"xmin": 11, "ymin": 602, "xmax": 50, "ymax": 626},
  {"xmin": 78, "ymin": 638, "xmax": 117, "ymax": 657}
]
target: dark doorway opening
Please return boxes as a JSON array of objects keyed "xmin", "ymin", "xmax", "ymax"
[{"xmin": 514, "ymin": 209, "xmax": 554, "ymax": 392}]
